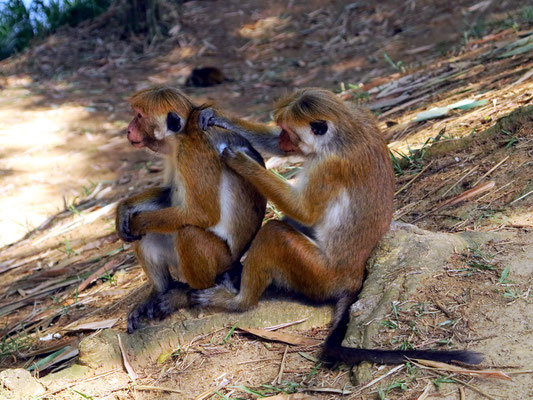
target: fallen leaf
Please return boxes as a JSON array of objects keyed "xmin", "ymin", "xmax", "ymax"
[
  {"xmin": 414, "ymin": 359, "xmax": 512, "ymax": 381},
  {"xmin": 63, "ymin": 318, "xmax": 119, "ymax": 332},
  {"xmin": 238, "ymin": 327, "xmax": 320, "ymax": 346}
]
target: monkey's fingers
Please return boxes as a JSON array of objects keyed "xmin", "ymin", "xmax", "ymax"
[
  {"xmin": 127, "ymin": 307, "xmax": 143, "ymax": 333},
  {"xmin": 220, "ymin": 146, "xmax": 238, "ymax": 161},
  {"xmin": 199, "ymin": 107, "xmax": 215, "ymax": 131},
  {"xmin": 127, "ymin": 298, "xmax": 157, "ymax": 333}
]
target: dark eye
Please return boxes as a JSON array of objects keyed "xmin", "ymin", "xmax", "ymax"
[
  {"xmin": 167, "ymin": 111, "xmax": 182, "ymax": 132},
  {"xmin": 310, "ymin": 120, "xmax": 328, "ymax": 135},
  {"xmin": 137, "ymin": 113, "xmax": 142, "ymax": 119}
]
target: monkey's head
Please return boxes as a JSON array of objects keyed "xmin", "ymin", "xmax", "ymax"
[
  {"xmin": 274, "ymin": 88, "xmax": 353, "ymax": 156},
  {"xmin": 127, "ymin": 86, "xmax": 195, "ymax": 153}
]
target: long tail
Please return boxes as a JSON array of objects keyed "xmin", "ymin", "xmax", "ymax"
[{"xmin": 322, "ymin": 294, "xmax": 484, "ymax": 365}]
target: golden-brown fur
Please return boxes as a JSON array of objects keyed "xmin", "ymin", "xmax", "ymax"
[
  {"xmin": 117, "ymin": 87, "xmax": 266, "ymax": 332},
  {"xmin": 193, "ymin": 88, "xmax": 483, "ymax": 365}
]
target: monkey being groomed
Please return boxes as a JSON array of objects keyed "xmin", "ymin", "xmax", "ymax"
[
  {"xmin": 193, "ymin": 87, "xmax": 484, "ymax": 365},
  {"xmin": 116, "ymin": 86, "xmax": 266, "ymax": 332}
]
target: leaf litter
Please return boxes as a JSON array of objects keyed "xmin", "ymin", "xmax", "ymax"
[{"xmin": 0, "ymin": 0, "xmax": 531, "ymax": 399}]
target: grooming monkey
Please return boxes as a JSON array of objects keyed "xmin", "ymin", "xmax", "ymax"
[
  {"xmin": 117, "ymin": 86, "xmax": 266, "ymax": 332},
  {"xmin": 194, "ymin": 88, "xmax": 483, "ymax": 365}
]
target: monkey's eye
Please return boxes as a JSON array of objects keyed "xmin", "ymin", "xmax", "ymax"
[
  {"xmin": 137, "ymin": 113, "xmax": 142, "ymax": 119},
  {"xmin": 310, "ymin": 120, "xmax": 328, "ymax": 136},
  {"xmin": 167, "ymin": 111, "xmax": 182, "ymax": 132}
]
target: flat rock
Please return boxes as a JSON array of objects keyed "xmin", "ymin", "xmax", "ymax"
[
  {"xmin": 345, "ymin": 222, "xmax": 502, "ymax": 383},
  {"xmin": 0, "ymin": 369, "xmax": 45, "ymax": 400}
]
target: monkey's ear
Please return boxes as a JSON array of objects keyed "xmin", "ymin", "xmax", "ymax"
[
  {"xmin": 310, "ymin": 120, "xmax": 328, "ymax": 136},
  {"xmin": 167, "ymin": 112, "xmax": 182, "ymax": 132}
]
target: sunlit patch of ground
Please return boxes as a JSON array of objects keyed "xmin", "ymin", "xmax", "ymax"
[{"xmin": 0, "ymin": 87, "xmax": 124, "ymax": 246}]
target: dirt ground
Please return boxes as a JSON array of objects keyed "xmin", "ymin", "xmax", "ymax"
[{"xmin": 0, "ymin": 0, "xmax": 532, "ymax": 399}]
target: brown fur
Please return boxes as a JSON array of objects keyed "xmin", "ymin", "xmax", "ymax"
[
  {"xmin": 197, "ymin": 88, "xmax": 394, "ymax": 308},
  {"xmin": 117, "ymin": 87, "xmax": 266, "ymax": 332},
  {"xmin": 194, "ymin": 88, "xmax": 483, "ymax": 365}
]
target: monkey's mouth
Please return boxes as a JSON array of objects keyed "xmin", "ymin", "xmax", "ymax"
[
  {"xmin": 278, "ymin": 125, "xmax": 300, "ymax": 154},
  {"xmin": 129, "ymin": 140, "xmax": 144, "ymax": 148}
]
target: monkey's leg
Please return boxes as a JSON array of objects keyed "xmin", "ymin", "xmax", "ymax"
[
  {"xmin": 153, "ymin": 225, "xmax": 233, "ymax": 320},
  {"xmin": 176, "ymin": 225, "xmax": 233, "ymax": 289},
  {"xmin": 194, "ymin": 220, "xmax": 334, "ymax": 311},
  {"xmin": 128, "ymin": 233, "xmax": 181, "ymax": 333}
]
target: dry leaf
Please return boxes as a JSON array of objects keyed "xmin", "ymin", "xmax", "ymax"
[
  {"xmin": 238, "ymin": 327, "xmax": 320, "ymax": 346},
  {"xmin": 117, "ymin": 334, "xmax": 138, "ymax": 381},
  {"xmin": 77, "ymin": 256, "xmax": 125, "ymax": 293},
  {"xmin": 63, "ymin": 318, "xmax": 119, "ymax": 332},
  {"xmin": 414, "ymin": 359, "xmax": 512, "ymax": 381}
]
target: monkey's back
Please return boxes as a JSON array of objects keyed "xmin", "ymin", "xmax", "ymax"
[{"xmin": 311, "ymin": 121, "xmax": 394, "ymax": 293}]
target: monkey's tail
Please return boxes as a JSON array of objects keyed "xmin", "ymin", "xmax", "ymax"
[{"xmin": 322, "ymin": 294, "xmax": 484, "ymax": 365}]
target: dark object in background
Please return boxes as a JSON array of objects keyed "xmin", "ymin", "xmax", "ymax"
[{"xmin": 186, "ymin": 67, "xmax": 226, "ymax": 87}]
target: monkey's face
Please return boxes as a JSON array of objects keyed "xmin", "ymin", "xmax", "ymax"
[
  {"xmin": 127, "ymin": 108, "xmax": 185, "ymax": 153},
  {"xmin": 278, "ymin": 120, "xmax": 331, "ymax": 156}
]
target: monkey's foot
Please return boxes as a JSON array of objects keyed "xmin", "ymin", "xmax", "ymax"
[
  {"xmin": 153, "ymin": 288, "xmax": 189, "ymax": 318},
  {"xmin": 127, "ymin": 297, "xmax": 159, "ymax": 333},
  {"xmin": 190, "ymin": 283, "xmax": 241, "ymax": 311},
  {"xmin": 127, "ymin": 289, "xmax": 189, "ymax": 333}
]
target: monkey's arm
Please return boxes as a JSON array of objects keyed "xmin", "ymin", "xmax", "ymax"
[
  {"xmin": 130, "ymin": 206, "xmax": 215, "ymax": 236},
  {"xmin": 200, "ymin": 108, "xmax": 284, "ymax": 157},
  {"xmin": 222, "ymin": 149, "xmax": 332, "ymax": 225},
  {"xmin": 116, "ymin": 187, "xmax": 171, "ymax": 242}
]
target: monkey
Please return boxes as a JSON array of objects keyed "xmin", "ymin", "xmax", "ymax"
[
  {"xmin": 185, "ymin": 67, "xmax": 227, "ymax": 87},
  {"xmin": 192, "ymin": 88, "xmax": 483, "ymax": 365},
  {"xmin": 116, "ymin": 86, "xmax": 266, "ymax": 333}
]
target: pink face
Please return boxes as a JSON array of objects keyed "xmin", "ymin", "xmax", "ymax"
[
  {"xmin": 127, "ymin": 108, "xmax": 148, "ymax": 148},
  {"xmin": 278, "ymin": 123, "xmax": 301, "ymax": 154}
]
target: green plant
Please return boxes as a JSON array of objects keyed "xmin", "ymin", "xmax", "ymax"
[
  {"xmin": 63, "ymin": 238, "xmax": 75, "ymax": 255},
  {"xmin": 384, "ymin": 53, "xmax": 407, "ymax": 73},
  {"xmin": 381, "ymin": 319, "xmax": 398, "ymax": 329},
  {"xmin": 378, "ymin": 381, "xmax": 408, "ymax": 399},
  {"xmin": 504, "ymin": 288, "xmax": 520, "ymax": 300},
  {"xmin": 432, "ymin": 375, "xmax": 455, "ymax": 388},
  {"xmin": 0, "ymin": 332, "xmax": 33, "ymax": 360},
  {"xmin": 222, "ymin": 323, "xmax": 238, "ymax": 344},
  {"xmin": 100, "ymin": 269, "xmax": 116, "ymax": 285},
  {"xmin": 501, "ymin": 129, "xmax": 518, "ymax": 148},
  {"xmin": 499, "ymin": 266, "xmax": 511, "ymax": 284},
  {"xmin": 389, "ymin": 139, "xmax": 431, "ymax": 175},
  {"xmin": 72, "ymin": 390, "xmax": 95, "ymax": 400},
  {"xmin": 0, "ymin": 0, "xmax": 112, "ymax": 60}
]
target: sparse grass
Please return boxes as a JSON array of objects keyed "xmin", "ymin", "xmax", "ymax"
[
  {"xmin": 460, "ymin": 245, "xmax": 496, "ymax": 276},
  {"xmin": 501, "ymin": 129, "xmax": 519, "ymax": 148},
  {"xmin": 339, "ymin": 82, "xmax": 370, "ymax": 101},
  {"xmin": 390, "ymin": 138, "xmax": 433, "ymax": 175},
  {"xmin": 0, "ymin": 332, "xmax": 33, "ymax": 361},
  {"xmin": 72, "ymin": 390, "xmax": 95, "ymax": 400},
  {"xmin": 384, "ymin": 53, "xmax": 407, "ymax": 73},
  {"xmin": 499, "ymin": 265, "xmax": 511, "ymax": 284},
  {"xmin": 222, "ymin": 323, "xmax": 238, "ymax": 345},
  {"xmin": 378, "ymin": 380, "xmax": 408, "ymax": 399},
  {"xmin": 100, "ymin": 270, "xmax": 116, "ymax": 285},
  {"xmin": 381, "ymin": 319, "xmax": 398, "ymax": 329},
  {"xmin": 432, "ymin": 375, "xmax": 455, "ymax": 388},
  {"xmin": 62, "ymin": 238, "xmax": 75, "ymax": 255},
  {"xmin": 503, "ymin": 288, "xmax": 521, "ymax": 300},
  {"xmin": 520, "ymin": 6, "xmax": 533, "ymax": 23}
]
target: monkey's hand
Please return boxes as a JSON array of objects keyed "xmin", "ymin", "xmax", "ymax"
[
  {"xmin": 129, "ymin": 212, "xmax": 147, "ymax": 239},
  {"xmin": 221, "ymin": 147, "xmax": 259, "ymax": 176},
  {"xmin": 199, "ymin": 107, "xmax": 231, "ymax": 131},
  {"xmin": 116, "ymin": 203, "xmax": 142, "ymax": 242}
]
